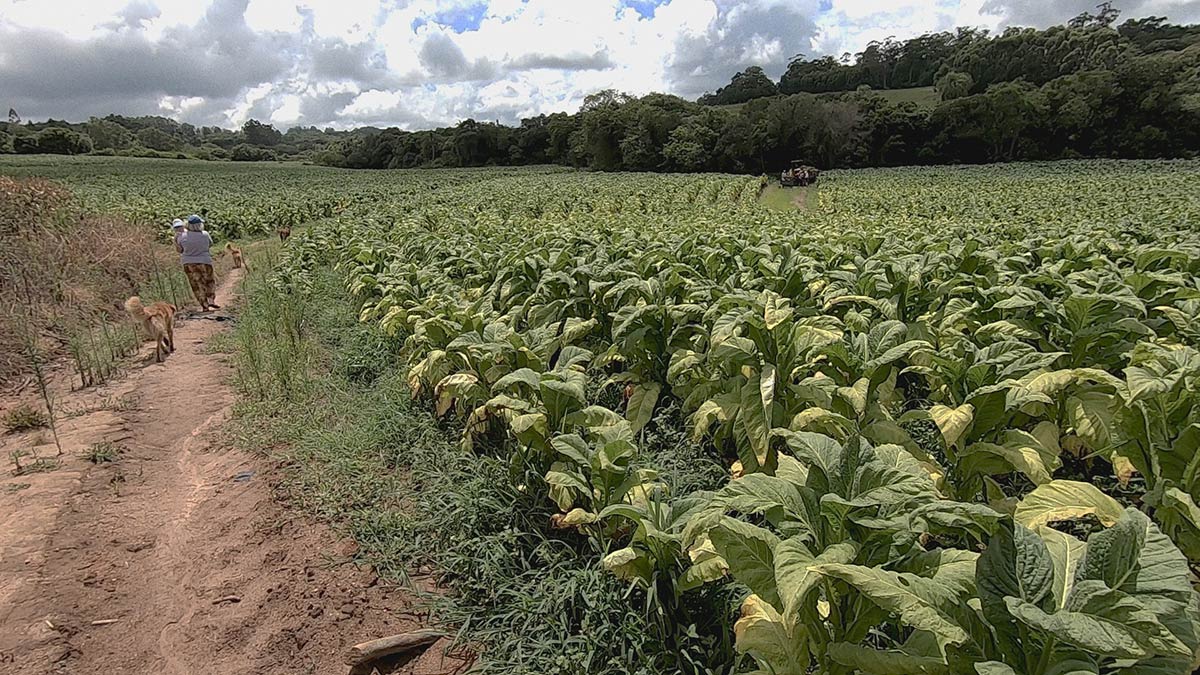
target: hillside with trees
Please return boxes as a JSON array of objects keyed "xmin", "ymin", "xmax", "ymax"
[
  {"xmin": 320, "ymin": 6, "xmax": 1200, "ymax": 171},
  {"xmin": 4, "ymin": 5, "xmax": 1199, "ymax": 172}
]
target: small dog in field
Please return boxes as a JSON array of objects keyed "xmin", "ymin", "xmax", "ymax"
[
  {"xmin": 277, "ymin": 226, "xmax": 291, "ymax": 243},
  {"xmin": 124, "ymin": 296, "xmax": 176, "ymax": 362},
  {"xmin": 225, "ymin": 242, "xmax": 247, "ymax": 270}
]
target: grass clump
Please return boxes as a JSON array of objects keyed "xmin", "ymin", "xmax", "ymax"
[
  {"xmin": 84, "ymin": 441, "xmax": 122, "ymax": 464},
  {"xmin": 9, "ymin": 448, "xmax": 59, "ymax": 476},
  {"xmin": 3, "ymin": 403, "xmax": 48, "ymax": 433}
]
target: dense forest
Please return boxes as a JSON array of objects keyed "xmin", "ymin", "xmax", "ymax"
[{"xmin": 4, "ymin": 4, "xmax": 1199, "ymax": 172}]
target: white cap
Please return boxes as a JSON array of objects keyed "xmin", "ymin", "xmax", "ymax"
[{"xmin": 171, "ymin": 218, "xmax": 185, "ymax": 229}]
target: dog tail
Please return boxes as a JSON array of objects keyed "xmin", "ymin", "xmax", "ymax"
[{"xmin": 124, "ymin": 296, "xmax": 147, "ymax": 319}]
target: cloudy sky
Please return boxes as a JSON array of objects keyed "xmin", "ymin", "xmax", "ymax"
[{"xmin": 2, "ymin": 0, "xmax": 1198, "ymax": 131}]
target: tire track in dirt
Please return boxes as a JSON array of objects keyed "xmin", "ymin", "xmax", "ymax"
[{"xmin": 0, "ymin": 269, "xmax": 462, "ymax": 675}]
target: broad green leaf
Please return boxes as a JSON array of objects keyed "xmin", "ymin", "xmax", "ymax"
[
  {"xmin": 930, "ymin": 403, "xmax": 974, "ymax": 450},
  {"xmin": 679, "ymin": 535, "xmax": 730, "ymax": 591},
  {"xmin": 777, "ymin": 430, "xmax": 843, "ymax": 478},
  {"xmin": 544, "ymin": 464, "xmax": 587, "ymax": 510},
  {"xmin": 865, "ymin": 340, "xmax": 930, "ymax": 373},
  {"xmin": 692, "ymin": 398, "xmax": 725, "ymax": 440},
  {"xmin": 711, "ymin": 517, "xmax": 782, "ymax": 607},
  {"xmin": 763, "ymin": 293, "xmax": 793, "ymax": 330},
  {"xmin": 492, "ymin": 367, "xmax": 541, "ymax": 394},
  {"xmin": 1015, "ymin": 480, "xmax": 1125, "ymax": 530},
  {"xmin": 775, "ymin": 539, "xmax": 856, "ymax": 628},
  {"xmin": 1031, "ymin": 421, "xmax": 1062, "ymax": 457},
  {"xmin": 1066, "ymin": 391, "xmax": 1116, "ymax": 451},
  {"xmin": 1113, "ymin": 655, "xmax": 1194, "ymax": 675},
  {"xmin": 564, "ymin": 405, "xmax": 624, "ymax": 429},
  {"xmin": 790, "ymin": 407, "xmax": 853, "ymax": 438},
  {"xmin": 626, "ymin": 382, "xmax": 661, "ymax": 433},
  {"xmin": 704, "ymin": 473, "xmax": 816, "ymax": 533},
  {"xmin": 1078, "ymin": 508, "xmax": 1192, "ymax": 601},
  {"xmin": 837, "ymin": 377, "xmax": 870, "ymax": 417},
  {"xmin": 1007, "ymin": 581, "xmax": 1190, "ymax": 659},
  {"xmin": 977, "ymin": 319, "xmax": 1041, "ymax": 342},
  {"xmin": 740, "ymin": 380, "xmax": 773, "ymax": 471},
  {"xmin": 900, "ymin": 548, "xmax": 980, "ymax": 598},
  {"xmin": 1124, "ymin": 364, "xmax": 1176, "ymax": 404},
  {"xmin": 961, "ymin": 437, "xmax": 1056, "ymax": 486},
  {"xmin": 775, "ymin": 453, "xmax": 809, "ymax": 486},
  {"xmin": 509, "ymin": 412, "xmax": 548, "ymax": 447},
  {"xmin": 1036, "ymin": 525, "xmax": 1086, "ymax": 610},
  {"xmin": 559, "ymin": 317, "xmax": 597, "ymax": 344},
  {"xmin": 1154, "ymin": 487, "xmax": 1200, "ymax": 562},
  {"xmin": 602, "ymin": 547, "xmax": 651, "ymax": 585},
  {"xmin": 550, "ymin": 433, "xmax": 590, "ymax": 465},
  {"xmin": 813, "ymin": 563, "xmax": 970, "ymax": 645},
  {"xmin": 828, "ymin": 642, "xmax": 949, "ymax": 675},
  {"xmin": 760, "ymin": 363, "xmax": 777, "ymax": 422},
  {"xmin": 909, "ymin": 501, "xmax": 1002, "ymax": 541},
  {"xmin": 977, "ymin": 519, "xmax": 1056, "ymax": 645},
  {"xmin": 733, "ymin": 594, "xmax": 808, "ymax": 675},
  {"xmin": 540, "ymin": 377, "xmax": 586, "ymax": 424}
]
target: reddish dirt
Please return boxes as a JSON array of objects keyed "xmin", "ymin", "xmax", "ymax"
[{"xmin": 0, "ymin": 270, "xmax": 464, "ymax": 675}]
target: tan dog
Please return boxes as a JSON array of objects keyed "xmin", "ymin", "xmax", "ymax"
[
  {"xmin": 277, "ymin": 226, "xmax": 291, "ymax": 243},
  {"xmin": 225, "ymin": 242, "xmax": 247, "ymax": 269},
  {"xmin": 124, "ymin": 296, "xmax": 176, "ymax": 362}
]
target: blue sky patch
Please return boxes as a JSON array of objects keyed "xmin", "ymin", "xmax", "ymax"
[
  {"xmin": 433, "ymin": 2, "xmax": 489, "ymax": 33},
  {"xmin": 819, "ymin": 0, "xmax": 833, "ymax": 11},
  {"xmin": 621, "ymin": 0, "xmax": 664, "ymax": 20}
]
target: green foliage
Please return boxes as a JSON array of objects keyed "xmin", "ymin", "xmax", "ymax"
[
  {"xmin": 935, "ymin": 71, "xmax": 973, "ymax": 101},
  {"xmin": 241, "ymin": 119, "xmax": 282, "ymax": 147},
  {"xmin": 231, "ymin": 262, "xmax": 737, "ymax": 675},
  {"xmin": 41, "ymin": 155, "xmax": 1170, "ymax": 675},
  {"xmin": 699, "ymin": 66, "xmax": 779, "ymax": 106},
  {"xmin": 136, "ymin": 126, "xmax": 181, "ymax": 152},
  {"xmin": 14, "ymin": 127, "xmax": 94, "ymax": 155},
  {"xmin": 85, "ymin": 118, "xmax": 134, "ymax": 150},
  {"xmin": 230, "ymin": 143, "xmax": 278, "ymax": 162},
  {"xmin": 3, "ymin": 403, "xmax": 48, "ymax": 432},
  {"xmin": 257, "ymin": 160, "xmax": 1200, "ymax": 675},
  {"xmin": 84, "ymin": 441, "xmax": 121, "ymax": 463}
]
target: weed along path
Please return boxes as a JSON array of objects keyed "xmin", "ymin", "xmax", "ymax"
[{"xmin": 0, "ymin": 270, "xmax": 445, "ymax": 675}]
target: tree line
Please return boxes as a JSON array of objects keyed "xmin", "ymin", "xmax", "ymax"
[
  {"xmin": 316, "ymin": 8, "xmax": 1200, "ymax": 171},
  {"xmin": 0, "ymin": 114, "xmax": 368, "ymax": 162},
  {"xmin": 4, "ymin": 5, "xmax": 1199, "ymax": 172}
]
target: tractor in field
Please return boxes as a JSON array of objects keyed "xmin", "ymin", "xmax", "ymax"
[{"xmin": 780, "ymin": 161, "xmax": 819, "ymax": 187}]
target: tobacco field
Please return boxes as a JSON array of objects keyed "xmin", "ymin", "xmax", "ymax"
[
  {"xmin": 249, "ymin": 159, "xmax": 1200, "ymax": 675},
  {"xmin": 6, "ymin": 155, "xmax": 1200, "ymax": 674}
]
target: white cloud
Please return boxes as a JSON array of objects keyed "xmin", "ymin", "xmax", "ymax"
[
  {"xmin": 341, "ymin": 88, "xmax": 404, "ymax": 117},
  {"xmin": 0, "ymin": 0, "xmax": 1194, "ymax": 130}
]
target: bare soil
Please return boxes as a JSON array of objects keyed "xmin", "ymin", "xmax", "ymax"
[{"xmin": 0, "ymin": 270, "xmax": 464, "ymax": 675}]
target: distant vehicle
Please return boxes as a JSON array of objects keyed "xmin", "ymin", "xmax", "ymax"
[{"xmin": 780, "ymin": 161, "xmax": 819, "ymax": 187}]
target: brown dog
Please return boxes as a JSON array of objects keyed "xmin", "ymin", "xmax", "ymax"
[
  {"xmin": 124, "ymin": 296, "xmax": 176, "ymax": 362},
  {"xmin": 277, "ymin": 226, "xmax": 291, "ymax": 243},
  {"xmin": 225, "ymin": 242, "xmax": 247, "ymax": 269}
]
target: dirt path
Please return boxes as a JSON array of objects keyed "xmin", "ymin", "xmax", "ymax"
[
  {"xmin": 0, "ymin": 271, "xmax": 459, "ymax": 675},
  {"xmin": 791, "ymin": 186, "xmax": 811, "ymax": 211}
]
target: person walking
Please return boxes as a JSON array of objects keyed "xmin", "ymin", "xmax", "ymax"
[{"xmin": 176, "ymin": 214, "xmax": 219, "ymax": 311}]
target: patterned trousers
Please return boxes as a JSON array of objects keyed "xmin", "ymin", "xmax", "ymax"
[{"xmin": 183, "ymin": 263, "xmax": 216, "ymax": 307}]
